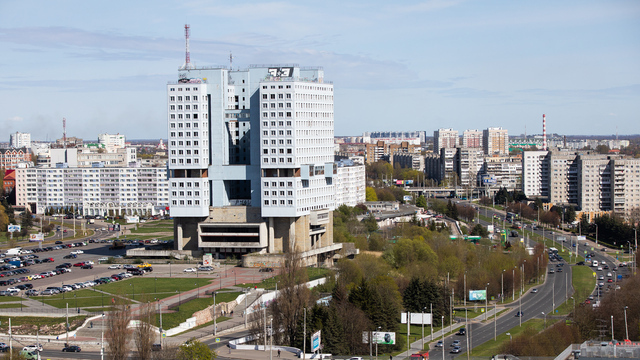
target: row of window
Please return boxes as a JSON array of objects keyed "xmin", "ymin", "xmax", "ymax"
[
  {"xmin": 264, "ymin": 190, "xmax": 294, "ymax": 196},
  {"xmin": 170, "ymin": 158, "xmax": 202, "ymax": 164},
  {"xmin": 264, "ymin": 181, "xmax": 294, "ymax": 187},
  {"xmin": 169, "ymin": 140, "xmax": 202, "ymax": 147},
  {"xmin": 263, "ymin": 121, "xmax": 292, "ymax": 127},
  {"xmin": 263, "ymin": 148, "xmax": 292, "ymax": 155},
  {"xmin": 264, "ymin": 200, "xmax": 294, "ymax": 206},
  {"xmin": 170, "ymin": 105, "xmax": 200, "ymax": 111},
  {"xmin": 262, "ymin": 112, "xmax": 292, "ymax": 118},
  {"xmin": 169, "ymin": 87, "xmax": 199, "ymax": 91},
  {"xmin": 262, "ymin": 130, "xmax": 292, "ymax": 136},
  {"xmin": 171, "ymin": 149, "xmax": 200, "ymax": 155},
  {"xmin": 170, "ymin": 131, "xmax": 201, "ymax": 138},
  {"xmin": 263, "ymin": 158, "xmax": 293, "ymax": 164},
  {"xmin": 170, "ymin": 122, "xmax": 200, "ymax": 129},
  {"xmin": 262, "ymin": 93, "xmax": 292, "ymax": 100},
  {"xmin": 171, "ymin": 190, "xmax": 201, "ymax": 197},
  {"xmin": 263, "ymin": 102, "xmax": 292, "ymax": 109},
  {"xmin": 171, "ymin": 199, "xmax": 204, "ymax": 206},
  {"xmin": 169, "ymin": 95, "xmax": 199, "ymax": 101}
]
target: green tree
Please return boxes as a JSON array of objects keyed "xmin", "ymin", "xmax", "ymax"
[
  {"xmin": 177, "ymin": 339, "xmax": 217, "ymax": 360},
  {"xmin": 469, "ymin": 224, "xmax": 489, "ymax": 237},
  {"xmin": 595, "ymin": 144, "xmax": 610, "ymax": 154},
  {"xmin": 415, "ymin": 195, "xmax": 426, "ymax": 209},
  {"xmin": 365, "ymin": 187, "xmax": 378, "ymax": 202},
  {"xmin": 565, "ymin": 206, "xmax": 576, "ymax": 224}
]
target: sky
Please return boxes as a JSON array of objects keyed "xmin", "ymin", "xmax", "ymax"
[{"xmin": 0, "ymin": 0, "xmax": 639, "ymax": 141}]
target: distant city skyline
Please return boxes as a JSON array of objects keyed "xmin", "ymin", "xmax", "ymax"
[{"xmin": 1, "ymin": 0, "xmax": 638, "ymax": 140}]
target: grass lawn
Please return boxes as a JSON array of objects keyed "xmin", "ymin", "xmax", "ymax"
[
  {"xmin": 0, "ymin": 303, "xmax": 25, "ymax": 308},
  {"xmin": 0, "ymin": 315, "xmax": 87, "ymax": 334},
  {"xmin": 554, "ymin": 265, "xmax": 595, "ymax": 315},
  {"xmin": 466, "ymin": 318, "xmax": 551, "ymax": 356},
  {"xmin": 243, "ymin": 267, "xmax": 331, "ymax": 290},
  {"xmin": 39, "ymin": 289, "xmax": 133, "ymax": 309},
  {"xmin": 95, "ymin": 277, "xmax": 213, "ymax": 301},
  {"xmin": 130, "ymin": 227, "xmax": 174, "ymax": 234},
  {"xmin": 0, "ymin": 296, "xmax": 24, "ymax": 303},
  {"xmin": 159, "ymin": 292, "xmax": 242, "ymax": 330}
]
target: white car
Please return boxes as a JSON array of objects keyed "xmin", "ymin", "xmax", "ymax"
[
  {"xmin": 23, "ymin": 344, "xmax": 43, "ymax": 352},
  {"xmin": 98, "ymin": 257, "xmax": 109, "ymax": 262},
  {"xmin": 84, "ymin": 260, "xmax": 94, "ymax": 265},
  {"xmin": 108, "ymin": 264, "xmax": 123, "ymax": 269},
  {"xmin": 183, "ymin": 268, "xmax": 197, "ymax": 273},
  {"xmin": 6, "ymin": 288, "xmax": 21, "ymax": 294},
  {"xmin": 71, "ymin": 250, "xmax": 84, "ymax": 255}
]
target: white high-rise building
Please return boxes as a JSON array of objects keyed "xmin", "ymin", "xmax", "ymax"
[
  {"xmin": 10, "ymin": 132, "xmax": 31, "ymax": 148},
  {"xmin": 168, "ymin": 61, "xmax": 341, "ymax": 265},
  {"xmin": 98, "ymin": 133, "xmax": 126, "ymax": 151}
]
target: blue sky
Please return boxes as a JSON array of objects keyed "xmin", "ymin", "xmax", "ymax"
[{"xmin": 1, "ymin": 0, "xmax": 638, "ymax": 141}]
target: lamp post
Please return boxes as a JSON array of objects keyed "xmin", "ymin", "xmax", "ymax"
[
  {"xmin": 100, "ymin": 313, "xmax": 105, "ymax": 360},
  {"xmin": 624, "ymin": 306, "xmax": 629, "ymax": 340},
  {"xmin": 595, "ymin": 224, "xmax": 598, "ymax": 247},
  {"xmin": 155, "ymin": 277, "xmax": 157, "ymax": 294},
  {"xmin": 485, "ymin": 283, "xmax": 489, "ymax": 321},
  {"xmin": 213, "ymin": 291, "xmax": 217, "ymax": 336},
  {"xmin": 74, "ymin": 293, "xmax": 78, "ymax": 312},
  {"xmin": 421, "ymin": 307, "xmax": 426, "ymax": 351},
  {"xmin": 512, "ymin": 268, "xmax": 515, "ymax": 301},
  {"xmin": 176, "ymin": 289, "xmax": 181, "ymax": 311},
  {"xmin": 501, "ymin": 270, "xmax": 504, "ymax": 303},
  {"xmin": 130, "ymin": 283, "xmax": 135, "ymax": 301},
  {"xmin": 542, "ymin": 312, "xmax": 546, "ymax": 328},
  {"xmin": 375, "ymin": 326, "xmax": 381, "ymax": 360},
  {"xmin": 441, "ymin": 316, "xmax": 445, "ymax": 360},
  {"xmin": 196, "ymin": 282, "xmax": 199, "ymax": 299}
]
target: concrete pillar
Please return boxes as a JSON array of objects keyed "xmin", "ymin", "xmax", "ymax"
[
  {"xmin": 268, "ymin": 217, "xmax": 274, "ymax": 254},
  {"xmin": 289, "ymin": 217, "xmax": 296, "ymax": 252},
  {"xmin": 177, "ymin": 223, "xmax": 184, "ymax": 250}
]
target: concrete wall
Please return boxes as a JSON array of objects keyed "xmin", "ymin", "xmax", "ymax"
[{"xmin": 242, "ymin": 253, "xmax": 285, "ymax": 268}]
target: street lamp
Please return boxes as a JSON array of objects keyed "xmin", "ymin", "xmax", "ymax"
[
  {"xmin": 624, "ymin": 306, "xmax": 629, "ymax": 341},
  {"xmin": 176, "ymin": 289, "xmax": 181, "ymax": 311},
  {"xmin": 155, "ymin": 277, "xmax": 157, "ymax": 294},
  {"xmin": 506, "ymin": 332, "xmax": 512, "ymax": 341},
  {"xmin": 512, "ymin": 268, "xmax": 515, "ymax": 301},
  {"xmin": 441, "ymin": 315, "xmax": 445, "ymax": 360},
  {"xmin": 485, "ymin": 283, "xmax": 489, "ymax": 321},
  {"xmin": 74, "ymin": 293, "xmax": 78, "ymax": 313},
  {"xmin": 130, "ymin": 283, "xmax": 135, "ymax": 301},
  {"xmin": 196, "ymin": 282, "xmax": 199, "ymax": 299},
  {"xmin": 212, "ymin": 291, "xmax": 217, "ymax": 336},
  {"xmin": 542, "ymin": 312, "xmax": 546, "ymax": 329},
  {"xmin": 595, "ymin": 224, "xmax": 598, "ymax": 247},
  {"xmin": 501, "ymin": 270, "xmax": 505, "ymax": 303},
  {"xmin": 375, "ymin": 326, "xmax": 381, "ymax": 360}
]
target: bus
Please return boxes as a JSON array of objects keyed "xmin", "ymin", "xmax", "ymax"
[
  {"xmin": 549, "ymin": 247, "xmax": 559, "ymax": 255},
  {"xmin": 506, "ymin": 212, "xmax": 517, "ymax": 222}
]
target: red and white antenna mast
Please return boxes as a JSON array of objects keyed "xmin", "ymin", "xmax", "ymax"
[
  {"xmin": 542, "ymin": 114, "xmax": 547, "ymax": 151},
  {"xmin": 180, "ymin": 24, "xmax": 195, "ymax": 70},
  {"xmin": 63, "ymin": 117, "xmax": 67, "ymax": 148}
]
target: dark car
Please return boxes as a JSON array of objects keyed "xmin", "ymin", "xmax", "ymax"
[
  {"xmin": 81, "ymin": 264, "xmax": 93, "ymax": 269},
  {"xmin": 55, "ymin": 241, "xmax": 63, "ymax": 245},
  {"xmin": 62, "ymin": 345, "xmax": 81, "ymax": 352},
  {"xmin": 63, "ymin": 254, "xmax": 77, "ymax": 259},
  {"xmin": 515, "ymin": 311, "xmax": 523, "ymax": 317}
]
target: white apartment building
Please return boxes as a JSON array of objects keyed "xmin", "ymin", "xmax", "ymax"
[
  {"xmin": 10, "ymin": 132, "xmax": 31, "ymax": 148},
  {"xmin": 483, "ymin": 127, "xmax": 509, "ymax": 156},
  {"xmin": 479, "ymin": 156, "xmax": 522, "ymax": 190},
  {"xmin": 14, "ymin": 167, "xmax": 169, "ymax": 216},
  {"xmin": 168, "ymin": 62, "xmax": 341, "ymax": 265},
  {"xmin": 434, "ymin": 129, "xmax": 459, "ymax": 154},
  {"xmin": 522, "ymin": 150, "xmax": 640, "ymax": 216},
  {"xmin": 334, "ymin": 159, "xmax": 366, "ymax": 207}
]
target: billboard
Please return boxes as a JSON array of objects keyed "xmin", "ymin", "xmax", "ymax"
[
  {"xmin": 29, "ymin": 233, "xmax": 44, "ymax": 242},
  {"xmin": 203, "ymin": 254, "xmax": 213, "ymax": 267},
  {"xmin": 7, "ymin": 225, "xmax": 20, "ymax": 233},
  {"xmin": 403, "ymin": 195, "xmax": 413, "ymax": 201},
  {"xmin": 481, "ymin": 174, "xmax": 497, "ymax": 185},
  {"xmin": 395, "ymin": 180, "xmax": 404, "ymax": 185},
  {"xmin": 401, "ymin": 312, "xmax": 432, "ymax": 325},
  {"xmin": 372, "ymin": 331, "xmax": 396, "ymax": 345},
  {"xmin": 311, "ymin": 330, "xmax": 321, "ymax": 352},
  {"xmin": 469, "ymin": 290, "xmax": 487, "ymax": 301}
]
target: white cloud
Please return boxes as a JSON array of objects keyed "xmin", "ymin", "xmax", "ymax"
[{"xmin": 7, "ymin": 116, "xmax": 23, "ymax": 122}]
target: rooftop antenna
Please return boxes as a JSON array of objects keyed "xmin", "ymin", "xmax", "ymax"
[
  {"xmin": 62, "ymin": 117, "xmax": 67, "ymax": 148},
  {"xmin": 229, "ymin": 52, "xmax": 233, "ymax": 70},
  {"xmin": 180, "ymin": 24, "xmax": 195, "ymax": 70},
  {"xmin": 542, "ymin": 114, "xmax": 547, "ymax": 151}
]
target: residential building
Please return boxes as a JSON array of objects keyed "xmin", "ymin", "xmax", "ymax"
[
  {"xmin": 362, "ymin": 131, "xmax": 425, "ymax": 145},
  {"xmin": 434, "ymin": 128, "xmax": 459, "ymax": 153},
  {"xmin": 14, "ymin": 167, "xmax": 169, "ymax": 216},
  {"xmin": 98, "ymin": 133, "xmax": 126, "ymax": 151},
  {"xmin": 10, "ymin": 132, "xmax": 31, "ymax": 149},
  {"xmin": 462, "ymin": 129, "xmax": 482, "ymax": 149},
  {"xmin": 483, "ymin": 127, "xmax": 509, "ymax": 156},
  {"xmin": 168, "ymin": 63, "xmax": 341, "ymax": 266},
  {"xmin": 479, "ymin": 155, "xmax": 522, "ymax": 190},
  {"xmin": 0, "ymin": 148, "xmax": 31, "ymax": 170},
  {"xmin": 334, "ymin": 159, "xmax": 365, "ymax": 207}
]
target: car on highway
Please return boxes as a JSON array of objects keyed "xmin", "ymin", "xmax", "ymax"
[
  {"xmin": 183, "ymin": 268, "xmax": 197, "ymax": 273},
  {"xmin": 450, "ymin": 346, "xmax": 462, "ymax": 354},
  {"xmin": 22, "ymin": 344, "xmax": 43, "ymax": 352},
  {"xmin": 531, "ymin": 288, "xmax": 538, "ymax": 293},
  {"xmin": 548, "ymin": 269, "xmax": 555, "ymax": 274},
  {"xmin": 598, "ymin": 275, "xmax": 605, "ymax": 280},
  {"xmin": 62, "ymin": 345, "xmax": 81, "ymax": 352},
  {"xmin": 456, "ymin": 328, "xmax": 466, "ymax": 335},
  {"xmin": 515, "ymin": 311, "xmax": 523, "ymax": 317},
  {"xmin": 451, "ymin": 340, "xmax": 461, "ymax": 347},
  {"xmin": 435, "ymin": 340, "xmax": 443, "ymax": 347}
]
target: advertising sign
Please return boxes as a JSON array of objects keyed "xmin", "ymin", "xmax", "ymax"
[
  {"xmin": 481, "ymin": 174, "xmax": 497, "ymax": 185},
  {"xmin": 372, "ymin": 331, "xmax": 396, "ymax": 345},
  {"xmin": 395, "ymin": 180, "xmax": 404, "ymax": 185},
  {"xmin": 403, "ymin": 195, "xmax": 413, "ymax": 201},
  {"xmin": 401, "ymin": 312, "xmax": 432, "ymax": 325},
  {"xmin": 203, "ymin": 254, "xmax": 213, "ymax": 267},
  {"xmin": 311, "ymin": 330, "xmax": 321, "ymax": 352},
  {"xmin": 469, "ymin": 290, "xmax": 487, "ymax": 301},
  {"xmin": 29, "ymin": 233, "xmax": 44, "ymax": 242},
  {"xmin": 7, "ymin": 225, "xmax": 20, "ymax": 233},
  {"xmin": 405, "ymin": 180, "xmax": 414, "ymax": 185}
]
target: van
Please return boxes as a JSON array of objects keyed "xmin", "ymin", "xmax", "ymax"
[{"xmin": 592, "ymin": 260, "xmax": 599, "ymax": 267}]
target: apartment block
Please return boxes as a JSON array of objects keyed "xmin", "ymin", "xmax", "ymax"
[
  {"xmin": 334, "ymin": 159, "xmax": 366, "ymax": 207},
  {"xmin": 434, "ymin": 128, "xmax": 459, "ymax": 154},
  {"xmin": 483, "ymin": 127, "xmax": 509, "ymax": 156},
  {"xmin": 14, "ymin": 167, "xmax": 169, "ymax": 216}
]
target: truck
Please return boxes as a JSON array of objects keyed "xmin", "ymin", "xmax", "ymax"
[
  {"xmin": 5, "ymin": 247, "xmax": 23, "ymax": 256},
  {"xmin": 109, "ymin": 241, "xmax": 126, "ymax": 250}
]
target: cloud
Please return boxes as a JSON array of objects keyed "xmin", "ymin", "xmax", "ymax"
[{"xmin": 7, "ymin": 116, "xmax": 23, "ymax": 122}]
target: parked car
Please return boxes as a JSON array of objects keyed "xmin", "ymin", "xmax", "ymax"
[
  {"xmin": 183, "ymin": 268, "xmax": 197, "ymax": 273},
  {"xmin": 81, "ymin": 264, "xmax": 93, "ymax": 269},
  {"xmin": 40, "ymin": 289, "xmax": 56, "ymax": 296},
  {"xmin": 70, "ymin": 250, "xmax": 83, "ymax": 255},
  {"xmin": 108, "ymin": 264, "xmax": 123, "ymax": 269}
]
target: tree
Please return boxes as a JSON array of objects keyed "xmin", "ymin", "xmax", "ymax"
[
  {"xmin": 365, "ymin": 187, "xmax": 378, "ymax": 202},
  {"xmin": 415, "ymin": 195, "xmax": 426, "ymax": 209},
  {"xmin": 134, "ymin": 300, "xmax": 156, "ymax": 360},
  {"xmin": 565, "ymin": 206, "xmax": 576, "ymax": 224},
  {"xmin": 469, "ymin": 224, "xmax": 489, "ymax": 237},
  {"xmin": 595, "ymin": 144, "xmax": 610, "ymax": 154},
  {"xmin": 106, "ymin": 296, "xmax": 132, "ymax": 360},
  {"xmin": 176, "ymin": 338, "xmax": 216, "ymax": 360},
  {"xmin": 270, "ymin": 249, "xmax": 310, "ymax": 347}
]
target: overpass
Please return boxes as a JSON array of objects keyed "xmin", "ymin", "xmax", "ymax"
[{"xmin": 404, "ymin": 187, "xmax": 489, "ymax": 198}]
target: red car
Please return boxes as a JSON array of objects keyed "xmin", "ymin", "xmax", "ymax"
[{"xmin": 73, "ymin": 262, "xmax": 85, "ymax": 267}]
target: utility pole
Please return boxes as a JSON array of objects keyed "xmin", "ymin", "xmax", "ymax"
[
  {"xmin": 66, "ymin": 303, "xmax": 69, "ymax": 346},
  {"xmin": 213, "ymin": 292, "xmax": 217, "ymax": 336},
  {"xmin": 303, "ymin": 308, "xmax": 306, "ymax": 360}
]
